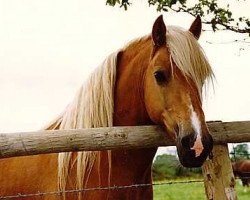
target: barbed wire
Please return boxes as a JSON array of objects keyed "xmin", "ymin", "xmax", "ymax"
[
  {"xmin": 230, "ymin": 152, "xmax": 250, "ymax": 156},
  {"xmin": 205, "ymin": 39, "xmax": 250, "ymax": 44},
  {"xmin": 1, "ymin": 177, "xmax": 249, "ymax": 199},
  {"xmin": 0, "ymin": 180, "xmax": 203, "ymax": 199},
  {"xmin": 203, "ymin": 38, "xmax": 250, "ymax": 53},
  {"xmin": 202, "ymin": 27, "xmax": 250, "ymax": 45},
  {"xmin": 231, "ymin": 143, "xmax": 250, "ymax": 159}
]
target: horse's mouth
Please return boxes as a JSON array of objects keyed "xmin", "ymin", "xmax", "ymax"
[{"xmin": 176, "ymin": 133, "xmax": 213, "ymax": 168}]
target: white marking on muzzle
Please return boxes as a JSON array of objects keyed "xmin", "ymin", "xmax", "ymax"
[{"xmin": 190, "ymin": 105, "xmax": 204, "ymax": 157}]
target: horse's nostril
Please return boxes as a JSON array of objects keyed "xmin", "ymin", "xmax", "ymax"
[
  {"xmin": 181, "ymin": 134, "xmax": 195, "ymax": 149},
  {"xmin": 181, "ymin": 135, "xmax": 191, "ymax": 148}
]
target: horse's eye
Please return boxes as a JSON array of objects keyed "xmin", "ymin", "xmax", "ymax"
[{"xmin": 154, "ymin": 71, "xmax": 167, "ymax": 84}]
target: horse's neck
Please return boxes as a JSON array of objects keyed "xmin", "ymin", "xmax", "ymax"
[
  {"xmin": 114, "ymin": 37, "xmax": 152, "ymax": 126},
  {"xmin": 111, "ymin": 38, "xmax": 157, "ymax": 184}
]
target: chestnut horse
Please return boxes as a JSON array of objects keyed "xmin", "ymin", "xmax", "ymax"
[
  {"xmin": 0, "ymin": 16, "xmax": 214, "ymax": 199},
  {"xmin": 232, "ymin": 160, "xmax": 250, "ymax": 187}
]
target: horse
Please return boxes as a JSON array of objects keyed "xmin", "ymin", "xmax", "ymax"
[
  {"xmin": 0, "ymin": 15, "xmax": 214, "ymax": 199},
  {"xmin": 232, "ymin": 160, "xmax": 250, "ymax": 187}
]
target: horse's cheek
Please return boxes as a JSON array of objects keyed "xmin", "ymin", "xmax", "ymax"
[{"xmin": 144, "ymin": 79, "xmax": 165, "ymax": 124}]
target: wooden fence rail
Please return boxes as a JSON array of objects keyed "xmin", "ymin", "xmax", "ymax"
[{"xmin": 0, "ymin": 121, "xmax": 250, "ymax": 159}]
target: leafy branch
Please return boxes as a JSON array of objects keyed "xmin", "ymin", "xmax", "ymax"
[{"xmin": 106, "ymin": 0, "xmax": 250, "ymax": 35}]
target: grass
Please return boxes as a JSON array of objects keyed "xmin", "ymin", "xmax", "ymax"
[{"xmin": 153, "ymin": 179, "xmax": 250, "ymax": 200}]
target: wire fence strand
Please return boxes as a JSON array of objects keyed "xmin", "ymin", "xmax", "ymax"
[{"xmin": 0, "ymin": 180, "xmax": 204, "ymax": 199}]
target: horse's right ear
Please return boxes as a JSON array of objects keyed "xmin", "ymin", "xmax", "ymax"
[{"xmin": 152, "ymin": 15, "xmax": 166, "ymax": 47}]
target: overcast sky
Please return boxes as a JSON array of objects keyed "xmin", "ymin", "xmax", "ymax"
[{"xmin": 0, "ymin": 0, "xmax": 249, "ymax": 145}]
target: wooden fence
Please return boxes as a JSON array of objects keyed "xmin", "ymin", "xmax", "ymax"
[{"xmin": 1, "ymin": 120, "xmax": 250, "ymax": 200}]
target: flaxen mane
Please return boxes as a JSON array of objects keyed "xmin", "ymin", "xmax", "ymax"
[
  {"xmin": 45, "ymin": 51, "xmax": 118, "ymax": 196},
  {"xmin": 45, "ymin": 25, "xmax": 213, "ymax": 197},
  {"xmin": 166, "ymin": 26, "xmax": 214, "ymax": 95}
]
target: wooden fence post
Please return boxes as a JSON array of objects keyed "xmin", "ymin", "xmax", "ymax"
[{"xmin": 202, "ymin": 144, "xmax": 237, "ymax": 200}]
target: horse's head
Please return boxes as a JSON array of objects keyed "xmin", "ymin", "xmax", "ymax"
[{"xmin": 144, "ymin": 16, "xmax": 213, "ymax": 167}]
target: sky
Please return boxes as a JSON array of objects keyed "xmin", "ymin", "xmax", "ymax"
[{"xmin": 0, "ymin": 0, "xmax": 249, "ymax": 154}]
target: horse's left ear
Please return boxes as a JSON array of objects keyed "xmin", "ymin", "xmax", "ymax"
[
  {"xmin": 152, "ymin": 15, "xmax": 166, "ymax": 47},
  {"xmin": 189, "ymin": 15, "xmax": 202, "ymax": 39}
]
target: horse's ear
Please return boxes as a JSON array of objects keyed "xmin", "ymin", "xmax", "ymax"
[
  {"xmin": 189, "ymin": 15, "xmax": 202, "ymax": 39},
  {"xmin": 152, "ymin": 15, "xmax": 166, "ymax": 47}
]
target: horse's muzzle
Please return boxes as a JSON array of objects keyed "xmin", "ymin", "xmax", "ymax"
[{"xmin": 176, "ymin": 133, "xmax": 213, "ymax": 167}]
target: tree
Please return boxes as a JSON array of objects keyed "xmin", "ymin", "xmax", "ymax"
[
  {"xmin": 106, "ymin": 0, "xmax": 250, "ymax": 34},
  {"xmin": 152, "ymin": 154, "xmax": 202, "ymax": 180},
  {"xmin": 230, "ymin": 143, "xmax": 250, "ymax": 161}
]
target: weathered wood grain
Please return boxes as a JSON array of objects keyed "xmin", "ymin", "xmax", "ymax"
[
  {"xmin": 0, "ymin": 121, "xmax": 249, "ymax": 159},
  {"xmin": 202, "ymin": 145, "xmax": 237, "ymax": 200}
]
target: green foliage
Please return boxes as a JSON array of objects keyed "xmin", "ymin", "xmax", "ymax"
[
  {"xmin": 230, "ymin": 143, "xmax": 250, "ymax": 161},
  {"xmin": 152, "ymin": 154, "xmax": 202, "ymax": 180},
  {"xmin": 152, "ymin": 154, "xmax": 179, "ymax": 180},
  {"xmin": 106, "ymin": 0, "xmax": 131, "ymax": 10},
  {"xmin": 106, "ymin": 0, "xmax": 250, "ymax": 34}
]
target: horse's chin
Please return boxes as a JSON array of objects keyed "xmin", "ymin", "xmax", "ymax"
[
  {"xmin": 176, "ymin": 146, "xmax": 209, "ymax": 168},
  {"xmin": 176, "ymin": 134, "xmax": 213, "ymax": 168}
]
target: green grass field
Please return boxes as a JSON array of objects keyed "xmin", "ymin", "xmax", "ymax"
[{"xmin": 153, "ymin": 179, "xmax": 250, "ymax": 200}]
